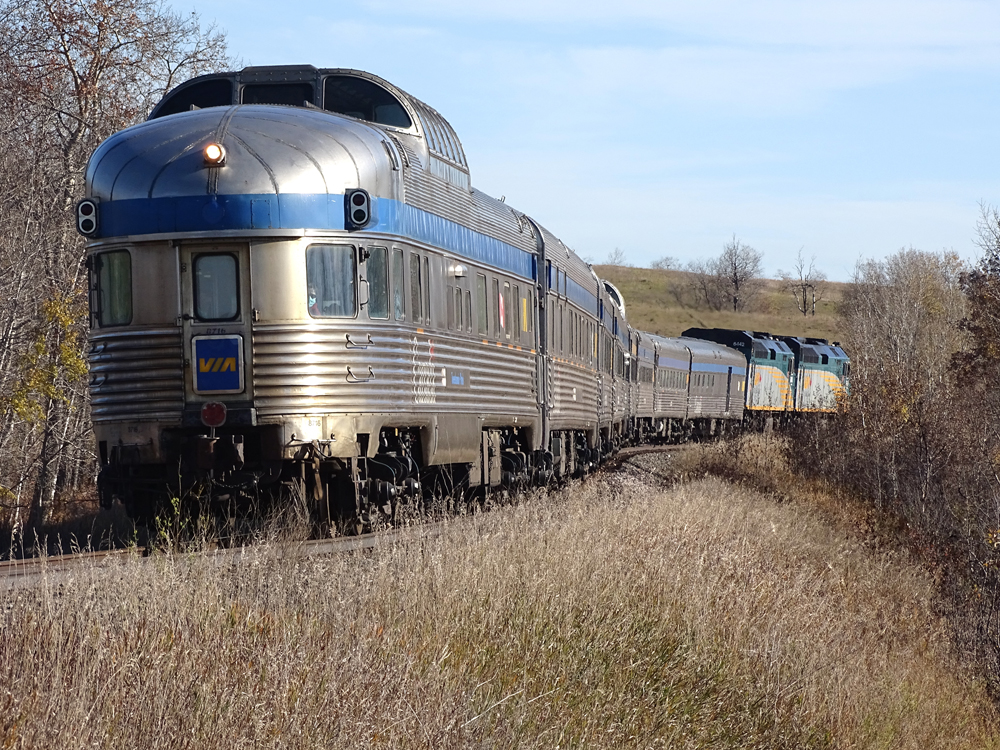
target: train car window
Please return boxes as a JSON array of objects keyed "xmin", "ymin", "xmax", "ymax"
[
  {"xmin": 559, "ymin": 305, "xmax": 564, "ymax": 352},
  {"xmin": 464, "ymin": 291, "xmax": 472, "ymax": 333},
  {"xmin": 242, "ymin": 83, "xmax": 315, "ymax": 106},
  {"xmin": 306, "ymin": 245, "xmax": 356, "ymax": 318},
  {"xmin": 194, "ymin": 253, "xmax": 239, "ymax": 321},
  {"xmin": 455, "ymin": 287, "xmax": 464, "ymax": 331},
  {"xmin": 476, "ymin": 274, "xmax": 487, "ymax": 335},
  {"xmin": 493, "ymin": 278, "xmax": 501, "ymax": 338},
  {"xmin": 93, "ymin": 250, "xmax": 132, "ymax": 326},
  {"xmin": 446, "ymin": 285, "xmax": 455, "ymax": 329},
  {"xmin": 409, "ymin": 254, "xmax": 422, "ymax": 324},
  {"xmin": 367, "ymin": 247, "xmax": 389, "ymax": 319},
  {"xmin": 423, "ymin": 257, "xmax": 431, "ymax": 324},
  {"xmin": 502, "ymin": 282, "xmax": 513, "ymax": 340},
  {"xmin": 151, "ymin": 78, "xmax": 233, "ymax": 119},
  {"xmin": 323, "ymin": 76, "xmax": 412, "ymax": 128},
  {"xmin": 512, "ymin": 284, "xmax": 520, "ymax": 340},
  {"xmin": 392, "ymin": 248, "xmax": 405, "ymax": 321}
]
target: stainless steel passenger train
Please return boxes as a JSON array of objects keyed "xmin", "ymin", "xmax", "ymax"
[{"xmin": 78, "ymin": 66, "xmax": 846, "ymax": 526}]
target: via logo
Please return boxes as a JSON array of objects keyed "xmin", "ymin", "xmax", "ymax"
[
  {"xmin": 199, "ymin": 357, "xmax": 237, "ymax": 373},
  {"xmin": 193, "ymin": 335, "xmax": 243, "ymax": 394}
]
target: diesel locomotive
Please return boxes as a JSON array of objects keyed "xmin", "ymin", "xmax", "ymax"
[{"xmin": 78, "ymin": 65, "xmax": 847, "ymax": 527}]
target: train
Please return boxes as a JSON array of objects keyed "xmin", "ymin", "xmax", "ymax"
[{"xmin": 77, "ymin": 65, "xmax": 849, "ymax": 528}]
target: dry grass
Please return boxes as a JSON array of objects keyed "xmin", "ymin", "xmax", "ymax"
[
  {"xmin": 0, "ymin": 460, "xmax": 994, "ymax": 748},
  {"xmin": 593, "ymin": 264, "xmax": 846, "ymax": 341}
]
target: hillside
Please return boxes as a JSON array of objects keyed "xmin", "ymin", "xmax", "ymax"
[{"xmin": 594, "ymin": 264, "xmax": 847, "ymax": 342}]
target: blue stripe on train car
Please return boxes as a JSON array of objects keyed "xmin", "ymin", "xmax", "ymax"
[{"xmin": 96, "ymin": 194, "xmax": 536, "ymax": 281}]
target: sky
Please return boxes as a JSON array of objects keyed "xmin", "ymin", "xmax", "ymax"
[{"xmin": 184, "ymin": 0, "xmax": 1000, "ymax": 280}]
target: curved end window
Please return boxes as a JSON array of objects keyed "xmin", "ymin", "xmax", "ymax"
[
  {"xmin": 194, "ymin": 254, "xmax": 239, "ymax": 321},
  {"xmin": 323, "ymin": 76, "xmax": 412, "ymax": 128},
  {"xmin": 151, "ymin": 78, "xmax": 234, "ymax": 119},
  {"xmin": 307, "ymin": 244, "xmax": 357, "ymax": 318},
  {"xmin": 92, "ymin": 250, "xmax": 132, "ymax": 327},
  {"xmin": 242, "ymin": 82, "xmax": 315, "ymax": 106}
]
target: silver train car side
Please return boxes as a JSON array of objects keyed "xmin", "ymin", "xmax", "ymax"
[{"xmin": 78, "ymin": 66, "xmax": 783, "ymax": 524}]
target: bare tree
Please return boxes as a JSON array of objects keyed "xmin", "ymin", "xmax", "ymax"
[
  {"xmin": 778, "ymin": 248, "xmax": 827, "ymax": 316},
  {"xmin": 684, "ymin": 258, "xmax": 726, "ymax": 311},
  {"xmin": 716, "ymin": 235, "xmax": 763, "ymax": 312},
  {"xmin": 650, "ymin": 256, "xmax": 677, "ymax": 270},
  {"xmin": 0, "ymin": 0, "xmax": 232, "ymax": 527},
  {"xmin": 605, "ymin": 247, "xmax": 629, "ymax": 266}
]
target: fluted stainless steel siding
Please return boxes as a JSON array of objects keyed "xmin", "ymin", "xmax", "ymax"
[
  {"xmin": 89, "ymin": 328, "xmax": 185, "ymax": 421},
  {"xmin": 548, "ymin": 359, "xmax": 599, "ymax": 430},
  {"xmin": 252, "ymin": 322, "xmax": 537, "ymax": 418}
]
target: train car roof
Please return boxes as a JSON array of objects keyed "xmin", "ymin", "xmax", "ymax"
[
  {"xmin": 679, "ymin": 337, "xmax": 748, "ymax": 368},
  {"xmin": 646, "ymin": 334, "xmax": 690, "ymax": 363},
  {"xmin": 148, "ymin": 66, "xmax": 469, "ymax": 172}
]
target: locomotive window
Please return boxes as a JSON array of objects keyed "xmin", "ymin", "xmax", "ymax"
[
  {"xmin": 306, "ymin": 244, "xmax": 356, "ymax": 318},
  {"xmin": 242, "ymin": 83, "xmax": 315, "ymax": 107},
  {"xmin": 476, "ymin": 274, "xmax": 487, "ymax": 335},
  {"xmin": 194, "ymin": 253, "xmax": 239, "ymax": 321},
  {"xmin": 367, "ymin": 246, "xmax": 389, "ymax": 319},
  {"xmin": 392, "ymin": 249, "xmax": 404, "ymax": 321},
  {"xmin": 323, "ymin": 76, "xmax": 413, "ymax": 128},
  {"xmin": 410, "ymin": 254, "xmax": 422, "ymax": 324},
  {"xmin": 93, "ymin": 250, "xmax": 132, "ymax": 326},
  {"xmin": 151, "ymin": 78, "xmax": 233, "ymax": 119}
]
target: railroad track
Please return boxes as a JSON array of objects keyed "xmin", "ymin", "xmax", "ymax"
[
  {"xmin": 0, "ymin": 521, "xmax": 449, "ymax": 590},
  {"xmin": 0, "ymin": 444, "xmax": 699, "ymax": 590}
]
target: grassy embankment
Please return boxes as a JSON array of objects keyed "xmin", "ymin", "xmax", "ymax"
[
  {"xmin": 0, "ymin": 439, "xmax": 994, "ymax": 748},
  {"xmin": 593, "ymin": 264, "xmax": 846, "ymax": 341}
]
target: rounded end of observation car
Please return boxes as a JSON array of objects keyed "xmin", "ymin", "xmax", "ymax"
[{"xmin": 84, "ymin": 104, "xmax": 400, "ymax": 239}]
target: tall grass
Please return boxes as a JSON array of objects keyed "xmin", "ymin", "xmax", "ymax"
[{"xmin": 0, "ymin": 462, "xmax": 993, "ymax": 748}]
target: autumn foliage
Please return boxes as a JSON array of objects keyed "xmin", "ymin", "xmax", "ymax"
[{"xmin": 0, "ymin": 0, "xmax": 231, "ymax": 528}]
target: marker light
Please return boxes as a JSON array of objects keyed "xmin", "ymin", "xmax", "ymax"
[
  {"xmin": 76, "ymin": 199, "xmax": 98, "ymax": 236},
  {"xmin": 203, "ymin": 142, "xmax": 226, "ymax": 166},
  {"xmin": 200, "ymin": 401, "xmax": 227, "ymax": 428}
]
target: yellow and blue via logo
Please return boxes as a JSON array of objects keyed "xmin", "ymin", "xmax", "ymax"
[{"xmin": 193, "ymin": 336, "xmax": 243, "ymax": 393}]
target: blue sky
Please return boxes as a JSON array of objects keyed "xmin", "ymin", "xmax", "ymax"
[{"xmin": 187, "ymin": 0, "xmax": 1000, "ymax": 280}]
